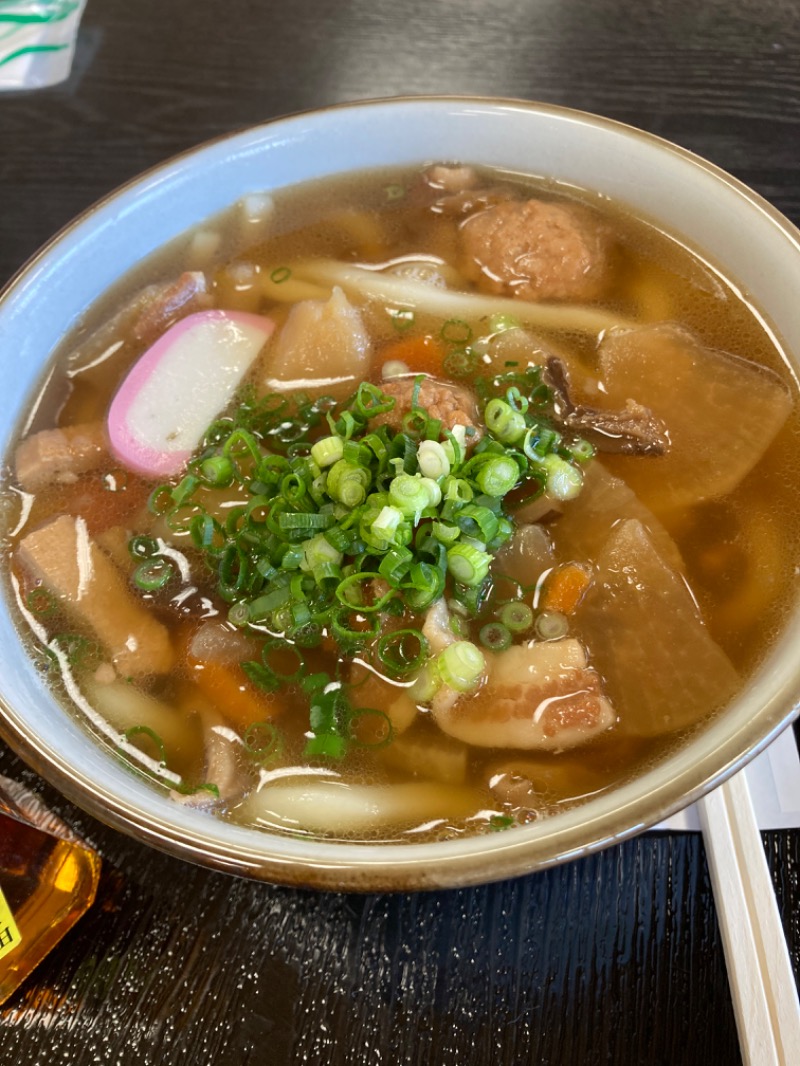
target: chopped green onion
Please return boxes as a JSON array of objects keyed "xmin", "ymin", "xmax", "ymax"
[
  {"xmin": 123, "ymin": 725, "xmax": 167, "ymax": 765},
  {"xmin": 372, "ymin": 505, "xmax": 403, "ymax": 543},
  {"xmin": 488, "ymin": 813, "xmax": 515, "ymax": 831},
  {"xmin": 437, "ymin": 641, "xmax": 485, "ymax": 692},
  {"xmin": 488, "ymin": 313, "xmax": 521, "ymax": 334},
  {"xmin": 408, "ymin": 663, "xmax": 440, "ymax": 703},
  {"xmin": 270, "ymin": 266, "xmax": 291, "ymax": 283},
  {"xmin": 523, "ymin": 424, "xmax": 560, "ymax": 461},
  {"xmin": 475, "ymin": 456, "xmax": 519, "ymax": 497},
  {"xmin": 441, "ymin": 319, "xmax": 473, "ymax": 345},
  {"xmin": 278, "ymin": 512, "xmax": 333, "ymax": 531},
  {"xmin": 389, "ymin": 308, "xmax": 415, "ymax": 332},
  {"xmin": 355, "ymin": 382, "xmax": 395, "ymax": 418},
  {"xmin": 327, "ymin": 459, "xmax": 370, "ymax": 507},
  {"xmin": 25, "ymin": 586, "xmax": 57, "ymax": 616},
  {"xmin": 133, "ymin": 558, "xmax": 175, "ymax": 592},
  {"xmin": 535, "ymin": 610, "xmax": 569, "ymax": 640},
  {"xmin": 484, "ymin": 398, "xmax": 526, "ymax": 444},
  {"xmin": 389, "ymin": 473, "xmax": 431, "ymax": 518},
  {"xmin": 382, "ymin": 359, "xmax": 409, "ymax": 380},
  {"xmin": 432, "ymin": 521, "xmax": 461, "ymax": 546},
  {"xmin": 540, "ymin": 454, "xmax": 583, "ymax": 501},
  {"xmin": 347, "ymin": 708, "xmax": 394, "ymax": 749},
  {"xmin": 442, "ymin": 348, "xmax": 480, "ymax": 377},
  {"xmin": 456, "ymin": 504, "xmax": 499, "ymax": 543},
  {"xmin": 242, "ymin": 721, "xmax": 283, "ymax": 761},
  {"xmin": 479, "ymin": 622, "xmax": 512, "ymax": 651},
  {"xmin": 568, "ymin": 438, "xmax": 595, "ymax": 463},
  {"xmin": 302, "ymin": 533, "xmax": 343, "ymax": 571},
  {"xmin": 310, "ymin": 435, "xmax": 344, "ymax": 468},
  {"xmin": 241, "ymin": 660, "xmax": 281, "ymax": 692},
  {"xmin": 128, "ymin": 535, "xmax": 159, "ymax": 561},
  {"xmin": 304, "ymin": 733, "xmax": 347, "ymax": 759},
  {"xmin": 376, "ymin": 628, "xmax": 430, "ymax": 678},
  {"xmin": 417, "ymin": 439, "xmax": 451, "ymax": 479},
  {"xmin": 200, "ymin": 455, "xmax": 234, "ymax": 487},
  {"xmin": 228, "ymin": 602, "xmax": 250, "ymax": 627},
  {"xmin": 499, "ymin": 602, "xmax": 534, "ymax": 632},
  {"xmin": 51, "ymin": 633, "xmax": 101, "ymax": 669},
  {"xmin": 172, "ymin": 781, "xmax": 220, "ymax": 799},
  {"xmin": 261, "ymin": 640, "xmax": 304, "ymax": 682},
  {"xmin": 170, "ymin": 474, "xmax": 200, "ymax": 507},
  {"xmin": 446, "ymin": 543, "xmax": 492, "ymax": 586}
]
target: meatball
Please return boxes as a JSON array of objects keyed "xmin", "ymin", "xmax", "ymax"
[
  {"xmin": 460, "ymin": 198, "xmax": 611, "ymax": 302},
  {"xmin": 373, "ymin": 375, "xmax": 483, "ymax": 443}
]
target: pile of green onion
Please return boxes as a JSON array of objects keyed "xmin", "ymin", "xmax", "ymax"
[{"xmin": 138, "ymin": 357, "xmax": 592, "ymax": 758}]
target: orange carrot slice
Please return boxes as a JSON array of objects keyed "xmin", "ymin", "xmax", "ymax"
[
  {"xmin": 540, "ymin": 563, "xmax": 592, "ymax": 615},
  {"xmin": 378, "ymin": 333, "xmax": 445, "ymax": 376},
  {"xmin": 187, "ymin": 657, "xmax": 284, "ymax": 730}
]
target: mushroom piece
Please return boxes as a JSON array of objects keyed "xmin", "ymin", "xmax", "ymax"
[{"xmin": 545, "ymin": 357, "xmax": 669, "ymax": 456}]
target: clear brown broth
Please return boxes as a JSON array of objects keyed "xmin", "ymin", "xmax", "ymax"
[{"xmin": 4, "ymin": 164, "xmax": 800, "ymax": 843}]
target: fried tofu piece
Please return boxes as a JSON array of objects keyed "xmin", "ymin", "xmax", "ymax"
[
  {"xmin": 15, "ymin": 422, "xmax": 107, "ymax": 493},
  {"xmin": 17, "ymin": 514, "xmax": 174, "ymax": 677}
]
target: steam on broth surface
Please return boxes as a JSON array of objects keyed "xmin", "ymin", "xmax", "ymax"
[{"xmin": 4, "ymin": 163, "xmax": 799, "ymax": 843}]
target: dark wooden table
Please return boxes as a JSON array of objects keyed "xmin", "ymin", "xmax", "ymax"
[{"xmin": 1, "ymin": 2, "xmax": 799, "ymax": 1062}]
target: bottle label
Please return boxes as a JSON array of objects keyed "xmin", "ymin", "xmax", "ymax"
[{"xmin": 0, "ymin": 886, "xmax": 21, "ymax": 960}]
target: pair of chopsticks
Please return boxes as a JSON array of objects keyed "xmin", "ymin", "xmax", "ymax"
[{"xmin": 698, "ymin": 770, "xmax": 800, "ymax": 1065}]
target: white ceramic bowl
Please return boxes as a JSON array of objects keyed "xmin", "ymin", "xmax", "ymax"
[{"xmin": 2, "ymin": 97, "xmax": 800, "ymax": 890}]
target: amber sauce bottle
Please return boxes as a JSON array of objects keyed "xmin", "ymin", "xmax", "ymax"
[{"xmin": 0, "ymin": 774, "xmax": 101, "ymax": 1004}]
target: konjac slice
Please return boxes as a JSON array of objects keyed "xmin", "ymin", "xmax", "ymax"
[
  {"xmin": 574, "ymin": 519, "xmax": 739, "ymax": 737},
  {"xmin": 596, "ymin": 324, "xmax": 792, "ymax": 514},
  {"xmin": 107, "ymin": 309, "xmax": 274, "ymax": 478}
]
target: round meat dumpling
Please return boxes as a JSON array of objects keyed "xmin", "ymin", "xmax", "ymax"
[
  {"xmin": 460, "ymin": 199, "xmax": 611, "ymax": 302},
  {"xmin": 431, "ymin": 638, "xmax": 616, "ymax": 751},
  {"xmin": 371, "ymin": 374, "xmax": 483, "ymax": 444}
]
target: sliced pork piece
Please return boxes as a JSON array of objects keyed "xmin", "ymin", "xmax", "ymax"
[
  {"xmin": 131, "ymin": 271, "xmax": 212, "ymax": 344},
  {"xmin": 432, "ymin": 638, "xmax": 615, "ymax": 750},
  {"xmin": 67, "ymin": 272, "xmax": 212, "ymax": 381},
  {"xmin": 460, "ymin": 199, "xmax": 612, "ymax": 302},
  {"xmin": 17, "ymin": 514, "xmax": 174, "ymax": 677},
  {"xmin": 597, "ymin": 324, "xmax": 793, "ymax": 512},
  {"xmin": 371, "ymin": 374, "xmax": 483, "ymax": 444},
  {"xmin": 573, "ymin": 519, "xmax": 739, "ymax": 737},
  {"xmin": 422, "ymin": 597, "xmax": 458, "ymax": 654},
  {"xmin": 259, "ymin": 285, "xmax": 370, "ymax": 401},
  {"xmin": 15, "ymin": 422, "xmax": 108, "ymax": 493}
]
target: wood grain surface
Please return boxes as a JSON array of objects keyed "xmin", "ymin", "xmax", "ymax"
[{"xmin": 1, "ymin": 1, "xmax": 799, "ymax": 1062}]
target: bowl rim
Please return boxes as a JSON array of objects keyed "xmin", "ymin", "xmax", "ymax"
[{"xmin": 2, "ymin": 94, "xmax": 800, "ymax": 892}]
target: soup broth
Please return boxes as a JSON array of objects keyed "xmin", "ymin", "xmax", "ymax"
[{"xmin": 4, "ymin": 163, "xmax": 799, "ymax": 843}]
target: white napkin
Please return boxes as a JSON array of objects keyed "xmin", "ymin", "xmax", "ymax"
[{"xmin": 0, "ymin": 0, "xmax": 87, "ymax": 90}]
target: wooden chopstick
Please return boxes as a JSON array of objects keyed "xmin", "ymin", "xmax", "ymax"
[{"xmin": 698, "ymin": 769, "xmax": 800, "ymax": 1065}]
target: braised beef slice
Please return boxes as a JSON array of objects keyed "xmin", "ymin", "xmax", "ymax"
[{"xmin": 545, "ymin": 357, "xmax": 669, "ymax": 456}]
